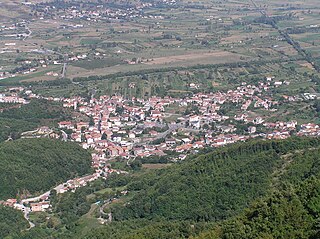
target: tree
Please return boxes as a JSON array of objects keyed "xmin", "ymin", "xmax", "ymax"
[
  {"xmin": 131, "ymin": 159, "xmax": 142, "ymax": 171},
  {"xmin": 89, "ymin": 117, "xmax": 95, "ymax": 127},
  {"xmin": 101, "ymin": 132, "xmax": 107, "ymax": 140}
]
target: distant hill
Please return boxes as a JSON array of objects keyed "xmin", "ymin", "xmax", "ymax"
[{"xmin": 0, "ymin": 138, "xmax": 92, "ymax": 200}]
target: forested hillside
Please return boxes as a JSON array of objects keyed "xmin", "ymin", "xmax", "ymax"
[
  {"xmin": 81, "ymin": 137, "xmax": 320, "ymax": 239},
  {"xmin": 193, "ymin": 147, "xmax": 320, "ymax": 239},
  {"xmin": 110, "ymin": 137, "xmax": 320, "ymax": 222},
  {"xmin": 0, "ymin": 206, "xmax": 28, "ymax": 238},
  {"xmin": 7, "ymin": 137, "xmax": 320, "ymax": 239},
  {"xmin": 0, "ymin": 138, "xmax": 92, "ymax": 199}
]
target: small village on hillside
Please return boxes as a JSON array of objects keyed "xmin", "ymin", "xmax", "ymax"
[{"xmin": 0, "ymin": 74, "xmax": 319, "ymax": 219}]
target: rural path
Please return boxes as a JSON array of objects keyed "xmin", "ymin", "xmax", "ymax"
[
  {"xmin": 23, "ymin": 207, "xmax": 35, "ymax": 230},
  {"xmin": 127, "ymin": 156, "xmax": 136, "ymax": 166},
  {"xmin": 99, "ymin": 199, "xmax": 113, "ymax": 223},
  {"xmin": 250, "ymin": 0, "xmax": 319, "ymax": 72},
  {"xmin": 23, "ymin": 25, "xmax": 32, "ymax": 41},
  {"xmin": 61, "ymin": 130, "xmax": 68, "ymax": 141},
  {"xmin": 61, "ymin": 62, "xmax": 67, "ymax": 78}
]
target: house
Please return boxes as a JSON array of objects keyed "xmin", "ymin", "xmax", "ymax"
[
  {"xmin": 136, "ymin": 111, "xmax": 145, "ymax": 120},
  {"xmin": 58, "ymin": 121, "xmax": 74, "ymax": 129},
  {"xmin": 38, "ymin": 126, "xmax": 51, "ymax": 134},
  {"xmin": 128, "ymin": 132, "xmax": 136, "ymax": 139},
  {"xmin": 165, "ymin": 138, "xmax": 176, "ymax": 146},
  {"xmin": 30, "ymin": 202, "xmax": 50, "ymax": 212},
  {"xmin": 253, "ymin": 117, "xmax": 264, "ymax": 125},
  {"xmin": 107, "ymin": 146, "xmax": 124, "ymax": 157},
  {"xmin": 176, "ymin": 143, "xmax": 193, "ymax": 152},
  {"xmin": 182, "ymin": 138, "xmax": 191, "ymax": 143},
  {"xmin": 149, "ymin": 130, "xmax": 158, "ymax": 136},
  {"xmin": 77, "ymin": 122, "xmax": 89, "ymax": 130},
  {"xmin": 193, "ymin": 141, "xmax": 204, "ymax": 149},
  {"xmin": 214, "ymin": 138, "xmax": 226, "ymax": 147},
  {"xmin": 151, "ymin": 110, "xmax": 162, "ymax": 118},
  {"xmin": 1, "ymin": 199, "xmax": 17, "ymax": 207},
  {"xmin": 248, "ymin": 126, "xmax": 256, "ymax": 134},
  {"xmin": 71, "ymin": 133, "xmax": 82, "ymax": 142},
  {"xmin": 189, "ymin": 115, "xmax": 200, "ymax": 128},
  {"xmin": 133, "ymin": 147, "xmax": 144, "ymax": 155},
  {"xmin": 86, "ymin": 135, "xmax": 94, "ymax": 144}
]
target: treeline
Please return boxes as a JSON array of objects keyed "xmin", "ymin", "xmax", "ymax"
[
  {"xmin": 0, "ymin": 99, "xmax": 70, "ymax": 123},
  {"xmin": 0, "ymin": 138, "xmax": 92, "ymax": 199},
  {"xmin": 71, "ymin": 58, "xmax": 300, "ymax": 84},
  {"xmin": 0, "ymin": 117, "xmax": 37, "ymax": 142}
]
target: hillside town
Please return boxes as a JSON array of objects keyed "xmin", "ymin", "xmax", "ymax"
[
  {"xmin": 0, "ymin": 74, "xmax": 319, "ymax": 216},
  {"xmin": 27, "ymin": 0, "xmax": 173, "ymax": 22},
  {"xmin": 54, "ymin": 78, "xmax": 319, "ymax": 165}
]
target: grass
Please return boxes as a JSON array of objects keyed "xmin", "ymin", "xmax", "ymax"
[
  {"xmin": 94, "ymin": 186, "xmax": 126, "ymax": 196},
  {"xmin": 72, "ymin": 204, "xmax": 104, "ymax": 237},
  {"xmin": 80, "ymin": 38, "xmax": 103, "ymax": 45},
  {"xmin": 71, "ymin": 58, "xmax": 124, "ymax": 70},
  {"xmin": 0, "ymin": 66, "xmax": 61, "ymax": 85}
]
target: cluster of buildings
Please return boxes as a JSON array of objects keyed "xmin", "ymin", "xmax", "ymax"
[
  {"xmin": 0, "ymin": 93, "xmax": 28, "ymax": 105},
  {"xmin": 29, "ymin": 1, "xmax": 167, "ymax": 22},
  {"xmin": 52, "ymin": 76, "xmax": 319, "ymax": 165},
  {"xmin": 0, "ymin": 88, "xmax": 29, "ymax": 112},
  {"xmin": 0, "ymin": 165, "xmax": 126, "ymax": 214},
  {"xmin": 0, "ymin": 73, "xmax": 319, "ymax": 214},
  {"xmin": 0, "ymin": 0, "xmax": 173, "ymax": 80},
  {"xmin": 0, "ymin": 196, "xmax": 50, "ymax": 213}
]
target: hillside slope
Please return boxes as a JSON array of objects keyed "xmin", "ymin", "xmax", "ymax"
[
  {"xmin": 111, "ymin": 137, "xmax": 320, "ymax": 222},
  {"xmin": 0, "ymin": 138, "xmax": 92, "ymax": 199},
  {"xmin": 9, "ymin": 137, "xmax": 320, "ymax": 239},
  {"xmin": 193, "ymin": 146, "xmax": 320, "ymax": 239},
  {"xmin": 0, "ymin": 205, "xmax": 28, "ymax": 238}
]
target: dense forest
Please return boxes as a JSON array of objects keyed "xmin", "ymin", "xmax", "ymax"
[
  {"xmin": 0, "ymin": 99, "xmax": 72, "ymax": 142},
  {"xmin": 0, "ymin": 206, "xmax": 28, "ymax": 238},
  {"xmin": 0, "ymin": 138, "xmax": 92, "ymax": 199},
  {"xmin": 4, "ymin": 137, "xmax": 320, "ymax": 239},
  {"xmin": 109, "ymin": 137, "xmax": 320, "ymax": 222},
  {"xmin": 79, "ymin": 138, "xmax": 320, "ymax": 239}
]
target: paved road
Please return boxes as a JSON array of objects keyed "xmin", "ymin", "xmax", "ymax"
[
  {"xmin": 61, "ymin": 62, "xmax": 67, "ymax": 78},
  {"xmin": 23, "ymin": 25, "xmax": 32, "ymax": 41},
  {"xmin": 250, "ymin": 0, "xmax": 319, "ymax": 72},
  {"xmin": 61, "ymin": 130, "xmax": 68, "ymax": 142}
]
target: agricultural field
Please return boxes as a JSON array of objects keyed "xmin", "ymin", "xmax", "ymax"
[
  {"xmin": 0, "ymin": 0, "xmax": 319, "ymax": 83},
  {"xmin": 0, "ymin": 0, "xmax": 320, "ymax": 125}
]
